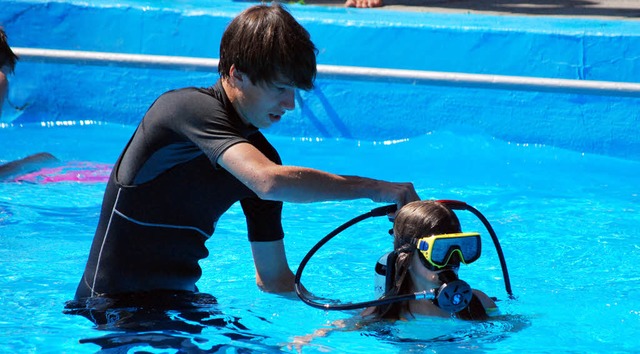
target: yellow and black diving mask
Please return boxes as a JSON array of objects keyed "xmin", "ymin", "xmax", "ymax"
[{"xmin": 416, "ymin": 232, "xmax": 482, "ymax": 270}]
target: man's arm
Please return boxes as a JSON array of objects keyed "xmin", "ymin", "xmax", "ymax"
[
  {"xmin": 218, "ymin": 142, "xmax": 419, "ymax": 208},
  {"xmin": 220, "ymin": 141, "xmax": 419, "ymax": 293},
  {"xmin": 250, "ymin": 239, "xmax": 295, "ymax": 293}
]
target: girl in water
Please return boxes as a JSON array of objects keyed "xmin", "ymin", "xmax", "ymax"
[
  {"xmin": 364, "ymin": 200, "xmax": 497, "ymax": 321},
  {"xmin": 290, "ymin": 200, "xmax": 498, "ymax": 350}
]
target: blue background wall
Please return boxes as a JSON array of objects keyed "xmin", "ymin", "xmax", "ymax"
[{"xmin": 1, "ymin": 0, "xmax": 639, "ymax": 159}]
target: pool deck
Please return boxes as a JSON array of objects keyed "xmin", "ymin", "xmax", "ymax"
[{"xmin": 304, "ymin": 0, "xmax": 640, "ymax": 20}]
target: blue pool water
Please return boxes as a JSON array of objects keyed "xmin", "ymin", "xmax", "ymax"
[
  {"xmin": 1, "ymin": 123, "xmax": 639, "ymax": 352},
  {"xmin": 2, "ymin": 0, "xmax": 640, "ymax": 351}
]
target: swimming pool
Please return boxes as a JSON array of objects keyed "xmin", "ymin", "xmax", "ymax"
[
  {"xmin": 2, "ymin": 0, "xmax": 640, "ymax": 352},
  {"xmin": 1, "ymin": 122, "xmax": 639, "ymax": 352}
]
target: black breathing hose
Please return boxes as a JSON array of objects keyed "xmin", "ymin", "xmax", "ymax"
[
  {"xmin": 294, "ymin": 204, "xmax": 405, "ymax": 310},
  {"xmin": 436, "ymin": 200, "xmax": 513, "ymax": 297},
  {"xmin": 294, "ymin": 201, "xmax": 514, "ymax": 310}
]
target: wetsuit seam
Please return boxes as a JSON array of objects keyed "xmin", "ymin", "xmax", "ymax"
[
  {"xmin": 113, "ymin": 209, "xmax": 211, "ymax": 239},
  {"xmin": 89, "ymin": 187, "xmax": 123, "ymax": 297}
]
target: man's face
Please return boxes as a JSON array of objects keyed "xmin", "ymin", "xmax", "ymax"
[{"xmin": 232, "ymin": 70, "xmax": 296, "ymax": 129}]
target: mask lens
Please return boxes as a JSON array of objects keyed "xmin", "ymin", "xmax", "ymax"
[
  {"xmin": 430, "ymin": 239, "xmax": 453, "ymax": 266},
  {"xmin": 424, "ymin": 233, "xmax": 481, "ymax": 268},
  {"xmin": 458, "ymin": 235, "xmax": 481, "ymax": 263}
]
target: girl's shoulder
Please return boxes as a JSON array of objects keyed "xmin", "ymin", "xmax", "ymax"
[{"xmin": 472, "ymin": 289, "xmax": 499, "ymax": 316}]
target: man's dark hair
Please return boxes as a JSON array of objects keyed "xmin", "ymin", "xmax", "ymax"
[
  {"xmin": 218, "ymin": 3, "xmax": 317, "ymax": 90},
  {"xmin": 0, "ymin": 28, "xmax": 18, "ymax": 73}
]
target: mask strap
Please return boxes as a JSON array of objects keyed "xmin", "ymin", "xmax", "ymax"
[{"xmin": 384, "ymin": 251, "xmax": 398, "ymax": 294}]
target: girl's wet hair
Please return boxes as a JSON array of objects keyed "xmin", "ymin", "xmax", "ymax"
[
  {"xmin": 393, "ymin": 201, "xmax": 462, "ymax": 250},
  {"xmin": 218, "ymin": 3, "xmax": 317, "ymax": 90}
]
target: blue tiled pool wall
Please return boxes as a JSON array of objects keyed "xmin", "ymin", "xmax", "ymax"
[{"xmin": 2, "ymin": 0, "xmax": 639, "ymax": 159}]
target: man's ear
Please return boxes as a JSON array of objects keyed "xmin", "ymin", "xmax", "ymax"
[{"xmin": 229, "ymin": 65, "xmax": 245, "ymax": 87}]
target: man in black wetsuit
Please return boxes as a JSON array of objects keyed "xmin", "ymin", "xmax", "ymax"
[{"xmin": 74, "ymin": 3, "xmax": 420, "ymax": 303}]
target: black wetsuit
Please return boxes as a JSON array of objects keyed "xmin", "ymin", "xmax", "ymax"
[{"xmin": 74, "ymin": 81, "xmax": 284, "ymax": 299}]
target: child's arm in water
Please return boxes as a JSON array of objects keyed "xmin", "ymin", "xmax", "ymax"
[
  {"xmin": 0, "ymin": 152, "xmax": 59, "ymax": 181},
  {"xmin": 287, "ymin": 316, "xmax": 376, "ymax": 353}
]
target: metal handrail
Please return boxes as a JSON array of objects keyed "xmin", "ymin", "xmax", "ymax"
[{"xmin": 13, "ymin": 47, "xmax": 640, "ymax": 97}]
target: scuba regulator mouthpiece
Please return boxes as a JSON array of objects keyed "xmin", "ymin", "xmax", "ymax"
[
  {"xmin": 430, "ymin": 269, "xmax": 473, "ymax": 313},
  {"xmin": 377, "ymin": 253, "xmax": 473, "ymax": 314}
]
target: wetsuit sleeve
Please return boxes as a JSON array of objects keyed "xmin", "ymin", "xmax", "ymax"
[
  {"xmin": 240, "ymin": 131, "xmax": 285, "ymax": 242},
  {"xmin": 176, "ymin": 91, "xmax": 250, "ymax": 168},
  {"xmin": 241, "ymin": 197, "xmax": 284, "ymax": 242}
]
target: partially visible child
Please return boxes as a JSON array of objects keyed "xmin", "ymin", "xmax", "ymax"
[{"xmin": 0, "ymin": 29, "xmax": 111, "ymax": 183}]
